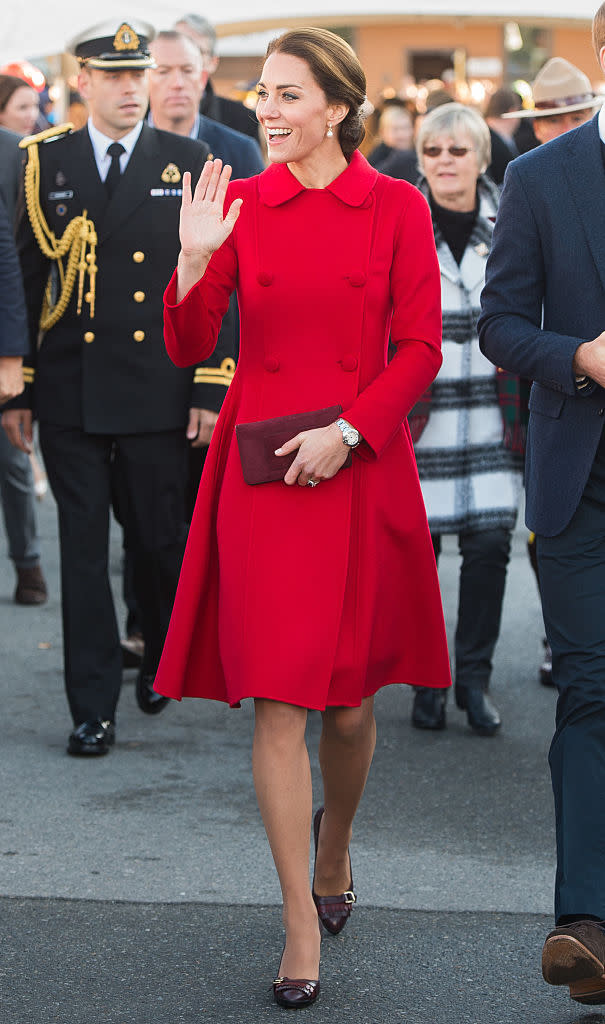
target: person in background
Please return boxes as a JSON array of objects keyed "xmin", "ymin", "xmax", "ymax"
[
  {"xmin": 379, "ymin": 89, "xmax": 453, "ymax": 182},
  {"xmin": 484, "ymin": 87, "xmax": 521, "ymax": 185},
  {"xmin": 410, "ymin": 103, "xmax": 523, "ymax": 737},
  {"xmin": 367, "ymin": 101, "xmax": 414, "ymax": 167},
  {"xmin": 153, "ymin": 26, "xmax": 450, "ymax": 1009},
  {"xmin": 501, "ymin": 56, "xmax": 604, "ymax": 689},
  {"xmin": 0, "ymin": 75, "xmax": 39, "ymax": 137},
  {"xmin": 174, "ymin": 13, "xmax": 260, "ymax": 140},
  {"xmin": 0, "ymin": 113, "xmax": 47, "ymax": 605}
]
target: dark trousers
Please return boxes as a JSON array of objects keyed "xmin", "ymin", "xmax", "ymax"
[
  {"xmin": 39, "ymin": 423, "xmax": 187, "ymax": 725},
  {"xmin": 433, "ymin": 527, "xmax": 512, "ymax": 690},
  {"xmin": 536, "ymin": 435, "xmax": 605, "ymax": 921}
]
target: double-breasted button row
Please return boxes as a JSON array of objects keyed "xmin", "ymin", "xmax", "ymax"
[
  {"xmin": 262, "ymin": 355, "xmax": 358, "ymax": 373},
  {"xmin": 84, "ymin": 330, "xmax": 145, "ymax": 343},
  {"xmin": 256, "ymin": 271, "xmax": 367, "ymax": 288},
  {"xmin": 264, "ymin": 356, "xmax": 280, "ymax": 372}
]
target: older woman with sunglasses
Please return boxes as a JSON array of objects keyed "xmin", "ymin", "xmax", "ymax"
[{"xmin": 409, "ymin": 102, "xmax": 523, "ymax": 736}]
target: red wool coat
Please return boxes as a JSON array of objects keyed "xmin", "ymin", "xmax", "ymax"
[{"xmin": 154, "ymin": 151, "xmax": 451, "ymax": 709}]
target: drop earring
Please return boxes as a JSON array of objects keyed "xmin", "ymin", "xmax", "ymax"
[{"xmin": 326, "ymin": 123, "xmax": 334, "ymax": 138}]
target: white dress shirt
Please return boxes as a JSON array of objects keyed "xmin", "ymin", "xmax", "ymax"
[{"xmin": 87, "ymin": 117, "xmax": 144, "ymax": 181}]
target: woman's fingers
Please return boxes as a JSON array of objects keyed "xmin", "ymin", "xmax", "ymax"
[
  {"xmin": 192, "ymin": 160, "xmax": 214, "ymax": 201},
  {"xmin": 275, "ymin": 433, "xmax": 304, "ymax": 457},
  {"xmin": 182, "ymin": 170, "xmax": 192, "ymax": 206}
]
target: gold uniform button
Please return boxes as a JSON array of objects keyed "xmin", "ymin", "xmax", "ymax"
[
  {"xmin": 133, "ymin": 330, "xmax": 145, "ymax": 342},
  {"xmin": 86, "ymin": 253, "xmax": 93, "ymax": 264},
  {"xmin": 85, "ymin": 291, "xmax": 92, "ymax": 303},
  {"xmin": 133, "ymin": 291, "xmax": 145, "ymax": 303},
  {"xmin": 84, "ymin": 331, "xmax": 95, "ymax": 343},
  {"xmin": 132, "ymin": 251, "xmax": 145, "ymax": 263}
]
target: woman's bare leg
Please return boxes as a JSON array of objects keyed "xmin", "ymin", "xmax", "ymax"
[
  {"xmin": 314, "ymin": 696, "xmax": 376, "ymax": 895},
  {"xmin": 252, "ymin": 698, "xmax": 320, "ymax": 979}
]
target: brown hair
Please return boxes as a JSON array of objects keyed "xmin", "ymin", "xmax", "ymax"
[
  {"xmin": 0, "ymin": 74, "xmax": 34, "ymax": 113},
  {"xmin": 593, "ymin": 3, "xmax": 605, "ymax": 61},
  {"xmin": 265, "ymin": 27, "xmax": 366, "ymax": 158}
]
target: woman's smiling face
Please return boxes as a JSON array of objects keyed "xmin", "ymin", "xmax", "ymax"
[{"xmin": 256, "ymin": 52, "xmax": 343, "ymax": 164}]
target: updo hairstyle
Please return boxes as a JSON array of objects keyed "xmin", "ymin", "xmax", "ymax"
[{"xmin": 265, "ymin": 28, "xmax": 366, "ymax": 158}]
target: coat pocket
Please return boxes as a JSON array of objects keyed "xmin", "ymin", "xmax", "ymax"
[{"xmin": 528, "ymin": 383, "xmax": 565, "ymax": 419}]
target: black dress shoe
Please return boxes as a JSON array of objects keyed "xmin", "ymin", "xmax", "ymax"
[
  {"xmin": 542, "ymin": 919, "xmax": 605, "ymax": 1004},
  {"xmin": 273, "ymin": 976, "xmax": 320, "ymax": 1009},
  {"xmin": 455, "ymin": 686, "xmax": 501, "ymax": 736},
  {"xmin": 412, "ymin": 688, "xmax": 447, "ymax": 730},
  {"xmin": 67, "ymin": 720, "xmax": 115, "ymax": 756},
  {"xmin": 136, "ymin": 670, "xmax": 170, "ymax": 715},
  {"xmin": 312, "ymin": 806, "xmax": 356, "ymax": 935}
]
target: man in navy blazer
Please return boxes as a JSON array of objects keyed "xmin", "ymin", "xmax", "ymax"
[{"xmin": 480, "ymin": 4, "xmax": 605, "ymax": 1005}]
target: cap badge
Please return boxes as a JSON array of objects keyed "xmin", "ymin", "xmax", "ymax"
[
  {"xmin": 113, "ymin": 23, "xmax": 140, "ymax": 52},
  {"xmin": 161, "ymin": 163, "xmax": 181, "ymax": 184}
]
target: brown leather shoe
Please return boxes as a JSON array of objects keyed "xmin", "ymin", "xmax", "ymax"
[
  {"xmin": 15, "ymin": 564, "xmax": 48, "ymax": 605},
  {"xmin": 542, "ymin": 920, "xmax": 605, "ymax": 1004},
  {"xmin": 312, "ymin": 806, "xmax": 356, "ymax": 936},
  {"xmin": 273, "ymin": 977, "xmax": 320, "ymax": 1009}
]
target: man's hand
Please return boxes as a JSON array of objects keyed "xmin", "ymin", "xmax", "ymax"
[
  {"xmin": 0, "ymin": 357, "xmax": 24, "ymax": 404},
  {"xmin": 574, "ymin": 332, "xmax": 605, "ymax": 388},
  {"xmin": 2, "ymin": 408, "xmax": 33, "ymax": 453},
  {"xmin": 187, "ymin": 407, "xmax": 219, "ymax": 448}
]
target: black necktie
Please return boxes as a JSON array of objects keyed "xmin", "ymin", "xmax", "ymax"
[{"xmin": 105, "ymin": 142, "xmax": 125, "ymax": 198}]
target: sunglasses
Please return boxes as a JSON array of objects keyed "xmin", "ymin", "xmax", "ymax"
[{"xmin": 422, "ymin": 145, "xmax": 474, "ymax": 158}]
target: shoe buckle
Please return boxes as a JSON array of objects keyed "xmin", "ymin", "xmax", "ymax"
[{"xmin": 344, "ymin": 891, "xmax": 356, "ymax": 904}]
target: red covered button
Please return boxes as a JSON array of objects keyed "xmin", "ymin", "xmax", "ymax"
[
  {"xmin": 264, "ymin": 356, "xmax": 280, "ymax": 372},
  {"xmin": 257, "ymin": 271, "xmax": 274, "ymax": 286},
  {"xmin": 348, "ymin": 272, "xmax": 366, "ymax": 287},
  {"xmin": 339, "ymin": 355, "xmax": 358, "ymax": 372}
]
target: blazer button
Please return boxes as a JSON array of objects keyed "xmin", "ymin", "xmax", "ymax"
[
  {"xmin": 264, "ymin": 356, "xmax": 280, "ymax": 372},
  {"xmin": 133, "ymin": 291, "xmax": 145, "ymax": 303},
  {"xmin": 257, "ymin": 271, "xmax": 274, "ymax": 286},
  {"xmin": 132, "ymin": 251, "xmax": 145, "ymax": 263},
  {"xmin": 83, "ymin": 331, "xmax": 95, "ymax": 343},
  {"xmin": 348, "ymin": 272, "xmax": 366, "ymax": 287},
  {"xmin": 339, "ymin": 355, "xmax": 358, "ymax": 372},
  {"xmin": 133, "ymin": 330, "xmax": 145, "ymax": 342}
]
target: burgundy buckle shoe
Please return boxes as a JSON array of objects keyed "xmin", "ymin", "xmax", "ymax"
[
  {"xmin": 542, "ymin": 919, "xmax": 605, "ymax": 1005},
  {"xmin": 312, "ymin": 806, "xmax": 356, "ymax": 936},
  {"xmin": 273, "ymin": 977, "xmax": 320, "ymax": 1009}
]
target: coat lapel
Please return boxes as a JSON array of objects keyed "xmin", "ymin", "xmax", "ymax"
[
  {"xmin": 72, "ymin": 128, "xmax": 107, "ymax": 228},
  {"xmin": 563, "ymin": 116, "xmax": 605, "ymax": 296},
  {"xmin": 97, "ymin": 123, "xmax": 159, "ymax": 244}
]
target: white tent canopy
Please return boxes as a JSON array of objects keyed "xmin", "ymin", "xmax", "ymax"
[{"xmin": 1, "ymin": 1, "xmax": 597, "ymax": 66}]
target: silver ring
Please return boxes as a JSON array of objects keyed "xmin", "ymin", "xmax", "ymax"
[{"xmin": 307, "ymin": 479, "xmax": 319, "ymax": 488}]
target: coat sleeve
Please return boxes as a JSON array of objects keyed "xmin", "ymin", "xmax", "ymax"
[
  {"xmin": 0, "ymin": 193, "xmax": 28, "ymax": 358},
  {"xmin": 163, "ymin": 190, "xmax": 238, "ymax": 370},
  {"xmin": 478, "ymin": 161, "xmax": 591, "ymax": 396},
  {"xmin": 343, "ymin": 186, "xmax": 443, "ymax": 458}
]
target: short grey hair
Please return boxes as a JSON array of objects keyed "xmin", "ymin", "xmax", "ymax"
[
  {"xmin": 416, "ymin": 102, "xmax": 491, "ymax": 175},
  {"xmin": 175, "ymin": 14, "xmax": 217, "ymax": 53}
]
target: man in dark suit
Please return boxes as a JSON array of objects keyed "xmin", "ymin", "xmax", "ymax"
[
  {"xmin": 2, "ymin": 20, "xmax": 210, "ymax": 757},
  {"xmin": 175, "ymin": 13, "xmax": 260, "ymax": 140},
  {"xmin": 148, "ymin": 29, "xmax": 263, "ymax": 504},
  {"xmin": 479, "ymin": 4, "xmax": 605, "ymax": 1005}
]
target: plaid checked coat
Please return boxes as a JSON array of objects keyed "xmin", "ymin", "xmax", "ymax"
[{"xmin": 412, "ymin": 175, "xmax": 523, "ymax": 535}]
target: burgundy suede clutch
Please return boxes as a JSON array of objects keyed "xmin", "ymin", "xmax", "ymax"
[{"xmin": 235, "ymin": 405, "xmax": 351, "ymax": 485}]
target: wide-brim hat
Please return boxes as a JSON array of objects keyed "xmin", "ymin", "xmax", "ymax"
[
  {"xmin": 503, "ymin": 57, "xmax": 604, "ymax": 118},
  {"xmin": 67, "ymin": 20, "xmax": 156, "ymax": 70}
]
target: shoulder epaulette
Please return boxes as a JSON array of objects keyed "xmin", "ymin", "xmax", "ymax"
[{"xmin": 19, "ymin": 122, "xmax": 74, "ymax": 150}]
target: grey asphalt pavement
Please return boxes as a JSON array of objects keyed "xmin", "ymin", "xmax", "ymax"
[{"xmin": 0, "ymin": 488, "xmax": 600, "ymax": 1023}]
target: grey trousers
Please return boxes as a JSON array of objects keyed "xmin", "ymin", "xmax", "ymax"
[{"xmin": 0, "ymin": 428, "xmax": 40, "ymax": 569}]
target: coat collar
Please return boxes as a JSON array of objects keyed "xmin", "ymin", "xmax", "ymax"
[
  {"xmin": 258, "ymin": 149, "xmax": 378, "ymax": 207},
  {"xmin": 418, "ymin": 174, "xmax": 497, "ymax": 288}
]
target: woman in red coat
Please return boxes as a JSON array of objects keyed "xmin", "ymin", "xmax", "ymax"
[{"xmin": 155, "ymin": 27, "xmax": 450, "ymax": 1008}]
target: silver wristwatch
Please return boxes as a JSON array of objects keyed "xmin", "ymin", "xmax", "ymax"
[{"xmin": 335, "ymin": 417, "xmax": 361, "ymax": 449}]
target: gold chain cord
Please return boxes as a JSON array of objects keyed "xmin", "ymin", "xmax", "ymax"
[{"xmin": 21, "ymin": 127, "xmax": 98, "ymax": 331}]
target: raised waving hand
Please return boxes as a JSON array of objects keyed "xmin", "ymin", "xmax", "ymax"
[{"xmin": 177, "ymin": 160, "xmax": 243, "ymax": 300}]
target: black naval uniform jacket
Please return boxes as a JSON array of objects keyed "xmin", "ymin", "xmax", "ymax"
[{"xmin": 13, "ymin": 123, "xmax": 235, "ymax": 433}]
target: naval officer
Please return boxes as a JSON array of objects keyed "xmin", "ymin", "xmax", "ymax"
[{"xmin": 2, "ymin": 20, "xmax": 212, "ymax": 755}]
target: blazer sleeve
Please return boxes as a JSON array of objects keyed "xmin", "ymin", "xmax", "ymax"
[
  {"xmin": 342, "ymin": 187, "xmax": 443, "ymax": 458},
  {"xmin": 0, "ymin": 193, "xmax": 28, "ymax": 358},
  {"xmin": 478, "ymin": 161, "xmax": 591, "ymax": 396}
]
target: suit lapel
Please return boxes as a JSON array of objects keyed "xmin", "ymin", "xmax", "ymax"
[
  {"xmin": 562, "ymin": 116, "xmax": 605, "ymax": 296},
  {"xmin": 71, "ymin": 128, "xmax": 107, "ymax": 227},
  {"xmin": 98, "ymin": 123, "xmax": 159, "ymax": 244}
]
